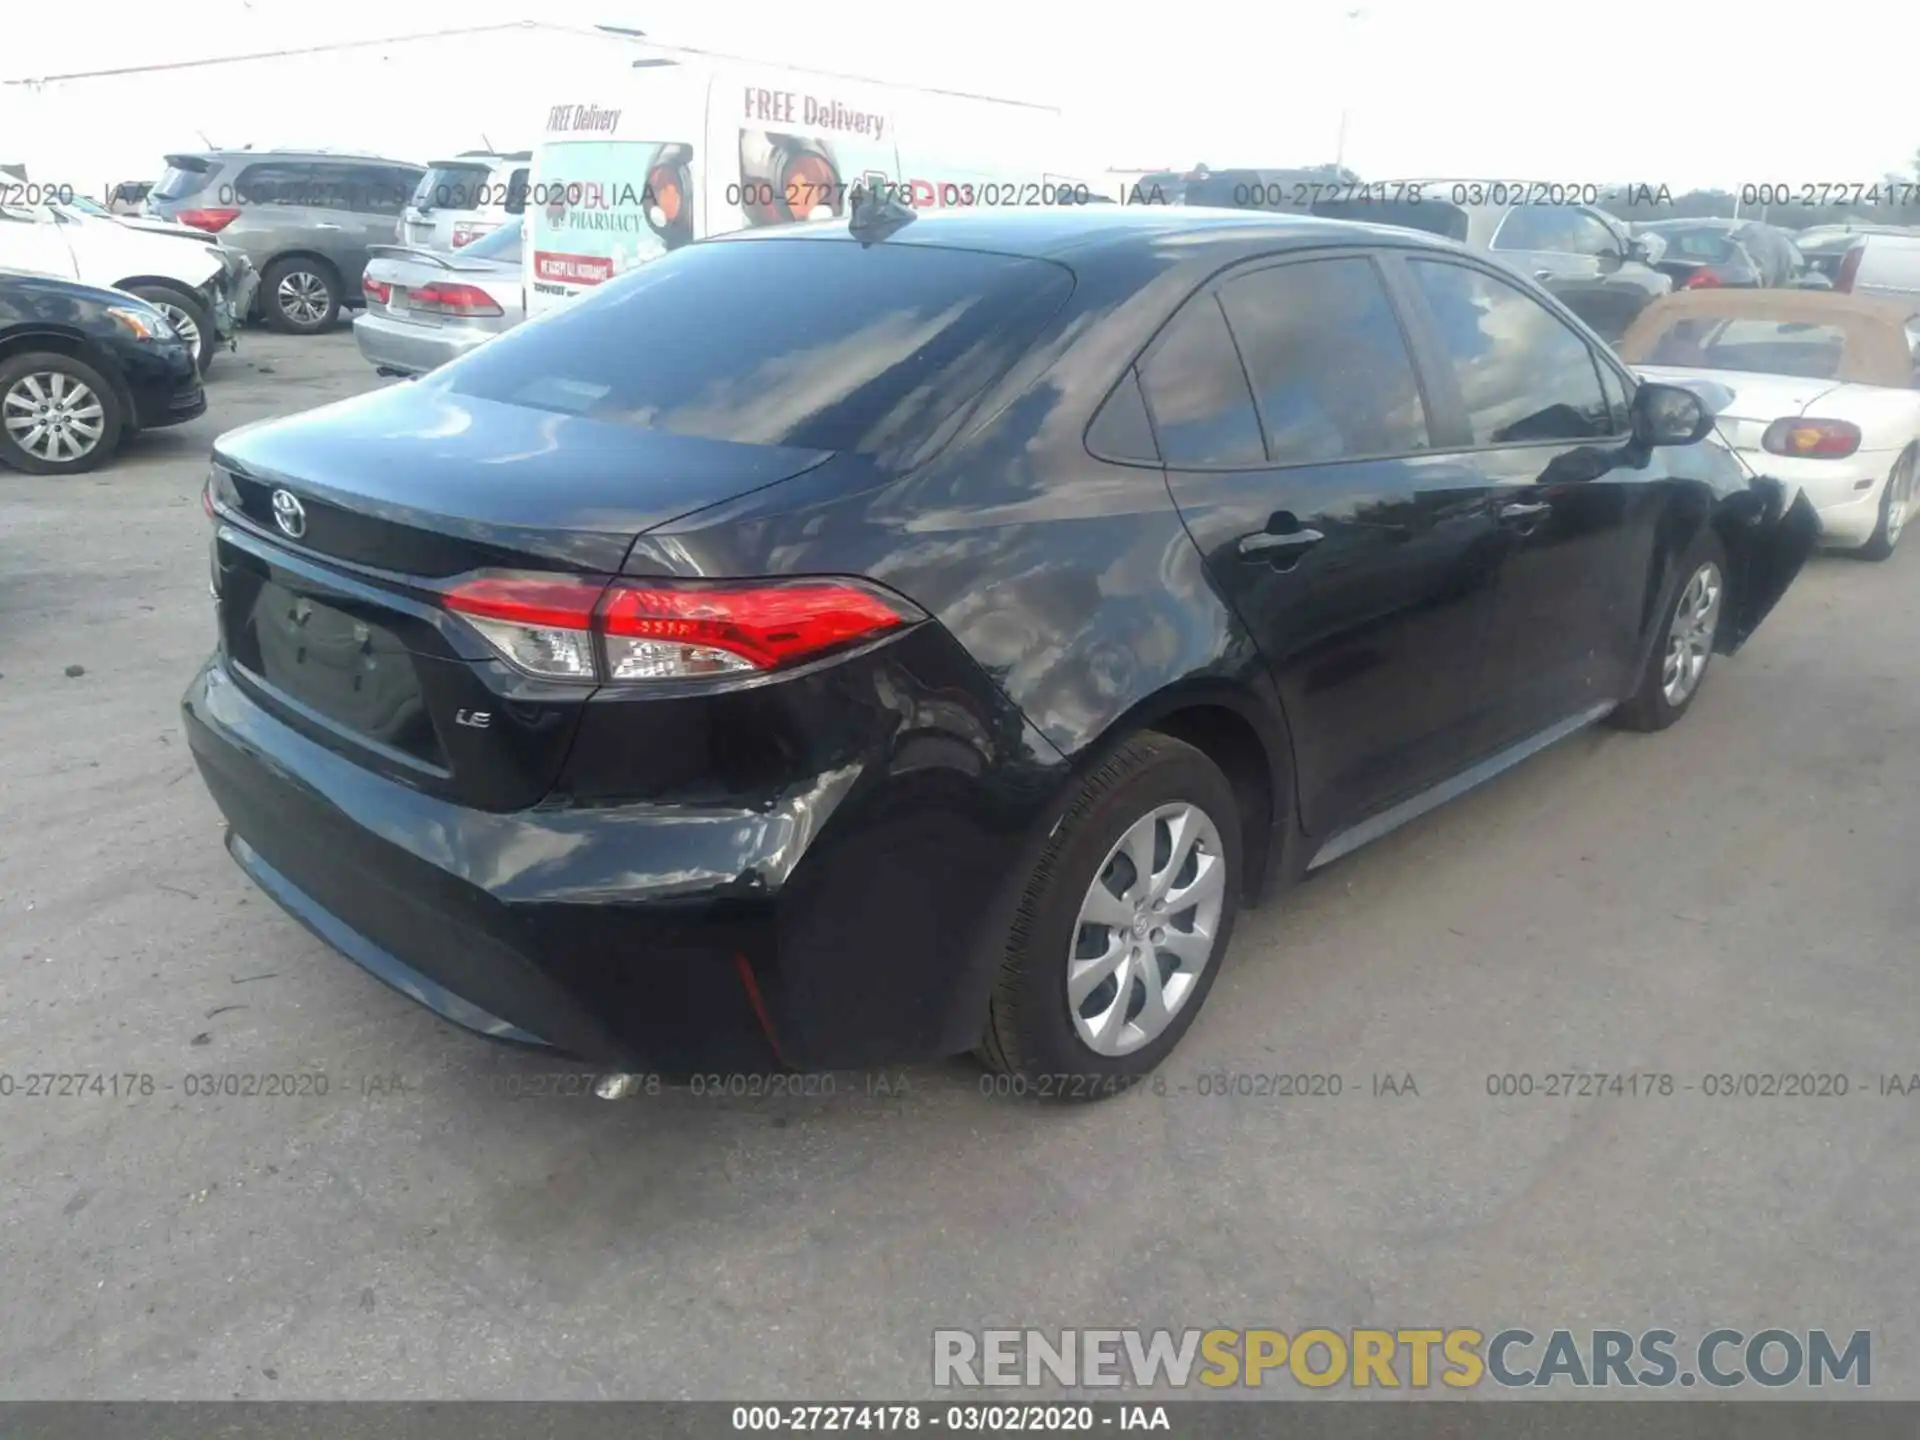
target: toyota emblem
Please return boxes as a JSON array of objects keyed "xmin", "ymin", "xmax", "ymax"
[{"xmin": 271, "ymin": 488, "xmax": 307, "ymax": 540}]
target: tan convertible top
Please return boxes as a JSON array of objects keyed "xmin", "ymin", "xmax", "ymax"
[{"xmin": 1616, "ymin": 289, "xmax": 1920, "ymax": 387}]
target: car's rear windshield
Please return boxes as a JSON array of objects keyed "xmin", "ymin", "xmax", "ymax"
[
  {"xmin": 459, "ymin": 216, "xmax": 522, "ymax": 261},
  {"xmin": 153, "ymin": 157, "xmax": 214, "ymax": 203},
  {"xmin": 445, "ymin": 237, "xmax": 1075, "ymax": 459},
  {"xmin": 1633, "ymin": 317, "xmax": 1850, "ymax": 379},
  {"xmin": 1650, "ymin": 228, "xmax": 1737, "ymax": 262},
  {"xmin": 413, "ymin": 163, "xmax": 494, "ymax": 213}
]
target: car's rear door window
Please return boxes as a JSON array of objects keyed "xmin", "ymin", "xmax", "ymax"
[
  {"xmin": 444, "ymin": 237, "xmax": 1075, "ymax": 459},
  {"xmin": 1218, "ymin": 256, "xmax": 1431, "ymax": 465},
  {"xmin": 1405, "ymin": 259, "xmax": 1617, "ymax": 443},
  {"xmin": 233, "ymin": 161, "xmax": 327, "ymax": 207},
  {"xmin": 1138, "ymin": 296, "xmax": 1265, "ymax": 467},
  {"xmin": 336, "ymin": 164, "xmax": 415, "ymax": 216}
]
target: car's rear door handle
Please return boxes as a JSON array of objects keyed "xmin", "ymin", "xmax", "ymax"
[
  {"xmin": 1238, "ymin": 527, "xmax": 1325, "ymax": 558},
  {"xmin": 1499, "ymin": 500, "xmax": 1552, "ymax": 523}
]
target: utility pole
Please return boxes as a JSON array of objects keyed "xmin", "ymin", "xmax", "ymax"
[{"xmin": 1336, "ymin": 8, "xmax": 1366, "ymax": 169}]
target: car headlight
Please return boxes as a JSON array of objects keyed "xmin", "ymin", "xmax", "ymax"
[{"xmin": 107, "ymin": 306, "xmax": 176, "ymax": 341}]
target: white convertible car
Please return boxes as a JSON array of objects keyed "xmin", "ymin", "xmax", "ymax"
[{"xmin": 1617, "ymin": 289, "xmax": 1920, "ymax": 560}]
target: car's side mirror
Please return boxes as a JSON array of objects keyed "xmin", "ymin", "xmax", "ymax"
[
  {"xmin": 1631, "ymin": 381, "xmax": 1716, "ymax": 447},
  {"xmin": 1625, "ymin": 237, "xmax": 1657, "ymax": 265}
]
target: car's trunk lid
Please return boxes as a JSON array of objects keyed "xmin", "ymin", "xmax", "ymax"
[
  {"xmin": 210, "ymin": 384, "xmax": 832, "ymax": 809},
  {"xmin": 1634, "ymin": 366, "xmax": 1846, "ymax": 450},
  {"xmin": 364, "ymin": 246, "xmax": 519, "ymax": 329}
]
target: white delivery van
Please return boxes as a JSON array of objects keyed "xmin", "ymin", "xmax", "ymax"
[{"xmin": 525, "ymin": 57, "xmax": 1078, "ymax": 317}]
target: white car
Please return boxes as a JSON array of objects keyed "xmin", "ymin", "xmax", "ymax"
[
  {"xmin": 398, "ymin": 151, "xmax": 531, "ymax": 252},
  {"xmin": 1617, "ymin": 288, "xmax": 1920, "ymax": 559},
  {"xmin": 1836, "ymin": 230, "xmax": 1920, "ymax": 305},
  {"xmin": 0, "ymin": 200, "xmax": 237, "ymax": 374}
]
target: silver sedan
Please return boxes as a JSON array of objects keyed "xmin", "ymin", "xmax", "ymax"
[{"xmin": 352, "ymin": 217, "xmax": 524, "ymax": 377}]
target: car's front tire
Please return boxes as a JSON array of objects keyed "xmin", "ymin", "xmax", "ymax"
[
  {"xmin": 0, "ymin": 351, "xmax": 126, "ymax": 476},
  {"xmin": 261, "ymin": 257, "xmax": 340, "ymax": 334},
  {"xmin": 125, "ymin": 284, "xmax": 216, "ymax": 375},
  {"xmin": 1856, "ymin": 448, "xmax": 1914, "ymax": 562},
  {"xmin": 1608, "ymin": 531, "xmax": 1727, "ymax": 733},
  {"xmin": 977, "ymin": 732, "xmax": 1242, "ymax": 1100}
]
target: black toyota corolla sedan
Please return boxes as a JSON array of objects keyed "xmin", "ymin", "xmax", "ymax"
[{"xmin": 183, "ymin": 206, "xmax": 1817, "ymax": 1098}]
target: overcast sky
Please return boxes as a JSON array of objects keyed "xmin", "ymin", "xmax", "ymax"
[{"xmin": 4, "ymin": 0, "xmax": 1917, "ymax": 191}]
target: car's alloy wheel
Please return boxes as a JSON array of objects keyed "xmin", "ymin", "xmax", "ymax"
[
  {"xmin": 978, "ymin": 732, "xmax": 1243, "ymax": 1098},
  {"xmin": 155, "ymin": 302, "xmax": 203, "ymax": 365},
  {"xmin": 1660, "ymin": 560, "xmax": 1721, "ymax": 708},
  {"xmin": 3, "ymin": 370, "xmax": 107, "ymax": 465},
  {"xmin": 277, "ymin": 271, "xmax": 331, "ymax": 327},
  {"xmin": 1068, "ymin": 801, "xmax": 1227, "ymax": 1056},
  {"xmin": 1866, "ymin": 451, "xmax": 1914, "ymax": 559}
]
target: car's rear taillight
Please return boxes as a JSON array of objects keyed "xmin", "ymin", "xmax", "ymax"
[
  {"xmin": 451, "ymin": 222, "xmax": 498, "ymax": 248},
  {"xmin": 442, "ymin": 575, "xmax": 916, "ymax": 683},
  {"xmin": 409, "ymin": 282, "xmax": 504, "ymax": 317},
  {"xmin": 363, "ymin": 276, "xmax": 391, "ymax": 303},
  {"xmin": 1762, "ymin": 417, "xmax": 1862, "ymax": 458},
  {"xmin": 176, "ymin": 207, "xmax": 241, "ymax": 233},
  {"xmin": 1682, "ymin": 268, "xmax": 1723, "ymax": 289},
  {"xmin": 1835, "ymin": 243, "xmax": 1864, "ymax": 293}
]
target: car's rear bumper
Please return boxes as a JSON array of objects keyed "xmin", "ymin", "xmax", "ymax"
[
  {"xmin": 1732, "ymin": 447, "xmax": 1900, "ymax": 548},
  {"xmin": 182, "ymin": 639, "xmax": 1060, "ymax": 1074},
  {"xmin": 352, "ymin": 311, "xmax": 499, "ymax": 375}
]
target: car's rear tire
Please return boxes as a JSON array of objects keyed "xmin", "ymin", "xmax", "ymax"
[
  {"xmin": 0, "ymin": 351, "xmax": 126, "ymax": 476},
  {"xmin": 1856, "ymin": 448, "xmax": 1914, "ymax": 562},
  {"xmin": 977, "ymin": 732, "xmax": 1242, "ymax": 1100},
  {"xmin": 125, "ymin": 284, "xmax": 215, "ymax": 376},
  {"xmin": 1608, "ymin": 531, "xmax": 1728, "ymax": 733},
  {"xmin": 261, "ymin": 257, "xmax": 340, "ymax": 334}
]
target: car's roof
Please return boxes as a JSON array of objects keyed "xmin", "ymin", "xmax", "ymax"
[
  {"xmin": 1617, "ymin": 287, "xmax": 1920, "ymax": 386},
  {"xmin": 173, "ymin": 150, "xmax": 420, "ymax": 166},
  {"xmin": 713, "ymin": 205, "xmax": 1464, "ymax": 262},
  {"xmin": 1640, "ymin": 217, "xmax": 1747, "ymax": 230}
]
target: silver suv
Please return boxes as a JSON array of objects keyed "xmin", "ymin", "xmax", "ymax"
[{"xmin": 145, "ymin": 150, "xmax": 425, "ymax": 334}]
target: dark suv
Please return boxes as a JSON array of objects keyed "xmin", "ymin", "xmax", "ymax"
[
  {"xmin": 183, "ymin": 208, "xmax": 1815, "ymax": 1096},
  {"xmin": 146, "ymin": 150, "xmax": 425, "ymax": 334}
]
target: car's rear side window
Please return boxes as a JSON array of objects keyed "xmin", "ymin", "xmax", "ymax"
[
  {"xmin": 1633, "ymin": 318, "xmax": 1850, "ymax": 380},
  {"xmin": 1219, "ymin": 257, "xmax": 1430, "ymax": 465},
  {"xmin": 444, "ymin": 238, "xmax": 1074, "ymax": 458},
  {"xmin": 1138, "ymin": 297, "xmax": 1265, "ymax": 468},
  {"xmin": 1086, "ymin": 369, "xmax": 1159, "ymax": 464}
]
